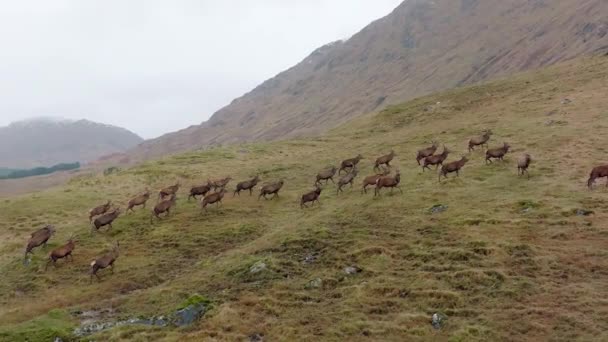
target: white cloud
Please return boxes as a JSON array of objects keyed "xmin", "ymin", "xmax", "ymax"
[{"xmin": 0, "ymin": 0, "xmax": 403, "ymax": 138}]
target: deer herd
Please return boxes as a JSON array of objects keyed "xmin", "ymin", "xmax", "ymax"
[{"xmin": 19, "ymin": 128, "xmax": 608, "ymax": 282}]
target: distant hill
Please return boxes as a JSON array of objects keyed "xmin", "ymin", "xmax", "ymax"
[
  {"xmin": 127, "ymin": 0, "xmax": 608, "ymax": 161},
  {"xmin": 0, "ymin": 118, "xmax": 143, "ymax": 168}
]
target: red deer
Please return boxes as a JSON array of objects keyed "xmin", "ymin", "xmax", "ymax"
[
  {"xmin": 201, "ymin": 189, "xmax": 226, "ymax": 211},
  {"xmin": 88, "ymin": 201, "xmax": 111, "ymax": 222},
  {"xmin": 189, "ymin": 183, "xmax": 212, "ymax": 201},
  {"xmin": 316, "ymin": 167, "xmax": 337, "ymax": 185},
  {"xmin": 339, "ymin": 154, "xmax": 363, "ymax": 174},
  {"xmin": 337, "ymin": 167, "xmax": 358, "ymax": 195},
  {"xmin": 423, "ymin": 146, "xmax": 450, "ymax": 171},
  {"xmin": 439, "ymin": 157, "xmax": 469, "ymax": 182},
  {"xmin": 416, "ymin": 142, "xmax": 438, "ymax": 165},
  {"xmin": 24, "ymin": 225, "xmax": 56, "ymax": 264},
  {"xmin": 90, "ymin": 242, "xmax": 119, "ymax": 283},
  {"xmin": 209, "ymin": 177, "xmax": 232, "ymax": 191},
  {"xmin": 301, "ymin": 186, "xmax": 322, "ymax": 208},
  {"xmin": 375, "ymin": 170, "xmax": 402, "ymax": 196},
  {"xmin": 486, "ymin": 143, "xmax": 511, "ymax": 164},
  {"xmin": 468, "ymin": 130, "xmax": 493, "ymax": 152},
  {"xmin": 259, "ymin": 180, "xmax": 284, "ymax": 200},
  {"xmin": 361, "ymin": 168, "xmax": 390, "ymax": 194},
  {"xmin": 158, "ymin": 182, "xmax": 180, "ymax": 201},
  {"xmin": 587, "ymin": 164, "xmax": 608, "ymax": 189},
  {"xmin": 234, "ymin": 176, "xmax": 260, "ymax": 196},
  {"xmin": 374, "ymin": 150, "xmax": 396, "ymax": 171},
  {"xmin": 517, "ymin": 154, "xmax": 532, "ymax": 178},
  {"xmin": 127, "ymin": 189, "xmax": 150, "ymax": 212},
  {"xmin": 45, "ymin": 235, "xmax": 76, "ymax": 270},
  {"xmin": 151, "ymin": 194, "xmax": 177, "ymax": 222},
  {"xmin": 92, "ymin": 208, "xmax": 121, "ymax": 232}
]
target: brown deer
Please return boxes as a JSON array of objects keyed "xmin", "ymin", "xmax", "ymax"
[
  {"xmin": 486, "ymin": 143, "xmax": 511, "ymax": 164},
  {"xmin": 374, "ymin": 150, "xmax": 396, "ymax": 171},
  {"xmin": 439, "ymin": 156, "xmax": 469, "ymax": 182},
  {"xmin": 422, "ymin": 146, "xmax": 450, "ymax": 171},
  {"xmin": 92, "ymin": 208, "xmax": 121, "ymax": 232},
  {"xmin": 88, "ymin": 201, "xmax": 112, "ymax": 222},
  {"xmin": 361, "ymin": 167, "xmax": 390, "ymax": 194},
  {"xmin": 24, "ymin": 225, "xmax": 56, "ymax": 264},
  {"xmin": 209, "ymin": 177, "xmax": 232, "ymax": 191},
  {"xmin": 45, "ymin": 235, "xmax": 76, "ymax": 270},
  {"xmin": 189, "ymin": 182, "xmax": 212, "ymax": 201},
  {"xmin": 468, "ymin": 130, "xmax": 493, "ymax": 152},
  {"xmin": 259, "ymin": 180, "xmax": 284, "ymax": 200},
  {"xmin": 127, "ymin": 189, "xmax": 150, "ymax": 212},
  {"xmin": 416, "ymin": 142, "xmax": 438, "ymax": 165},
  {"xmin": 201, "ymin": 189, "xmax": 226, "ymax": 211},
  {"xmin": 158, "ymin": 182, "xmax": 180, "ymax": 201},
  {"xmin": 587, "ymin": 165, "xmax": 608, "ymax": 189},
  {"xmin": 301, "ymin": 186, "xmax": 322, "ymax": 208},
  {"xmin": 234, "ymin": 176, "xmax": 260, "ymax": 196},
  {"xmin": 375, "ymin": 170, "xmax": 402, "ymax": 196},
  {"xmin": 90, "ymin": 242, "xmax": 120, "ymax": 283},
  {"xmin": 151, "ymin": 194, "xmax": 177, "ymax": 222},
  {"xmin": 337, "ymin": 167, "xmax": 358, "ymax": 195},
  {"xmin": 517, "ymin": 154, "xmax": 532, "ymax": 178},
  {"xmin": 339, "ymin": 154, "xmax": 363, "ymax": 174},
  {"xmin": 316, "ymin": 166, "xmax": 337, "ymax": 185}
]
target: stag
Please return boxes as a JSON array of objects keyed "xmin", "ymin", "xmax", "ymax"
[
  {"xmin": 588, "ymin": 164, "xmax": 608, "ymax": 189},
  {"xmin": 439, "ymin": 157, "xmax": 469, "ymax": 182},
  {"xmin": 88, "ymin": 201, "xmax": 112, "ymax": 222},
  {"xmin": 361, "ymin": 167, "xmax": 390, "ymax": 194},
  {"xmin": 151, "ymin": 194, "xmax": 177, "ymax": 222},
  {"xmin": 92, "ymin": 208, "xmax": 121, "ymax": 232},
  {"xmin": 422, "ymin": 146, "xmax": 450, "ymax": 171},
  {"xmin": 189, "ymin": 183, "xmax": 212, "ymax": 201},
  {"xmin": 416, "ymin": 142, "xmax": 438, "ymax": 165},
  {"xmin": 209, "ymin": 177, "xmax": 232, "ymax": 191},
  {"xmin": 374, "ymin": 150, "xmax": 396, "ymax": 171},
  {"xmin": 316, "ymin": 166, "xmax": 337, "ymax": 186},
  {"xmin": 259, "ymin": 180, "xmax": 284, "ymax": 200},
  {"xmin": 127, "ymin": 189, "xmax": 150, "ymax": 212},
  {"xmin": 158, "ymin": 182, "xmax": 180, "ymax": 201},
  {"xmin": 45, "ymin": 235, "xmax": 76, "ymax": 270},
  {"xmin": 301, "ymin": 186, "xmax": 322, "ymax": 208},
  {"xmin": 339, "ymin": 154, "xmax": 363, "ymax": 174},
  {"xmin": 375, "ymin": 170, "xmax": 402, "ymax": 196},
  {"xmin": 24, "ymin": 225, "xmax": 56, "ymax": 264},
  {"xmin": 337, "ymin": 167, "xmax": 358, "ymax": 195},
  {"xmin": 517, "ymin": 154, "xmax": 532, "ymax": 178},
  {"xmin": 90, "ymin": 242, "xmax": 120, "ymax": 283},
  {"xmin": 468, "ymin": 130, "xmax": 493, "ymax": 152},
  {"xmin": 486, "ymin": 143, "xmax": 511, "ymax": 164},
  {"xmin": 234, "ymin": 176, "xmax": 260, "ymax": 196},
  {"xmin": 201, "ymin": 189, "xmax": 226, "ymax": 211}
]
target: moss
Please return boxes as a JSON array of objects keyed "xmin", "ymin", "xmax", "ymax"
[
  {"xmin": 0, "ymin": 309, "xmax": 75, "ymax": 342},
  {"xmin": 178, "ymin": 294, "xmax": 212, "ymax": 310}
]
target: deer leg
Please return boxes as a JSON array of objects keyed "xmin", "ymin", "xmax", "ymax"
[
  {"xmin": 330, "ymin": 177, "xmax": 335, "ymax": 184},
  {"xmin": 398, "ymin": 186, "xmax": 403, "ymax": 194},
  {"xmin": 456, "ymin": 170, "xmax": 460, "ymax": 177}
]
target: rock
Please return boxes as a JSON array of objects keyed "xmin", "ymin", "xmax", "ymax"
[
  {"xmin": 561, "ymin": 98, "xmax": 572, "ymax": 105},
  {"xmin": 249, "ymin": 261, "xmax": 268, "ymax": 274},
  {"xmin": 575, "ymin": 209, "xmax": 594, "ymax": 216},
  {"xmin": 429, "ymin": 204, "xmax": 448, "ymax": 214},
  {"xmin": 431, "ymin": 313, "xmax": 446, "ymax": 330},
  {"xmin": 53, "ymin": 338, "xmax": 64, "ymax": 342},
  {"xmin": 305, "ymin": 278, "xmax": 323, "ymax": 289},
  {"xmin": 344, "ymin": 266, "xmax": 362, "ymax": 275},
  {"xmin": 173, "ymin": 304, "xmax": 207, "ymax": 327},
  {"xmin": 249, "ymin": 333, "xmax": 265, "ymax": 342},
  {"xmin": 302, "ymin": 253, "xmax": 317, "ymax": 265},
  {"xmin": 546, "ymin": 109, "xmax": 558, "ymax": 116}
]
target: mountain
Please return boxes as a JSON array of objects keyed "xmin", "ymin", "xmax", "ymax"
[
  {"xmin": 125, "ymin": 0, "xmax": 608, "ymax": 161},
  {"xmin": 0, "ymin": 118, "xmax": 143, "ymax": 168}
]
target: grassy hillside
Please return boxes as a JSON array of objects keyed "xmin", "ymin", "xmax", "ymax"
[{"xmin": 1, "ymin": 57, "xmax": 608, "ymax": 341}]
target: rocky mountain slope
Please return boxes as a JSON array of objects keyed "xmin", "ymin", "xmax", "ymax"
[
  {"xmin": 127, "ymin": 0, "xmax": 608, "ymax": 161},
  {"xmin": 0, "ymin": 118, "xmax": 143, "ymax": 168}
]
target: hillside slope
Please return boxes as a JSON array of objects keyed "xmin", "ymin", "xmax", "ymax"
[
  {"xmin": 128, "ymin": 0, "xmax": 608, "ymax": 161},
  {"xmin": 1, "ymin": 57, "xmax": 608, "ymax": 341},
  {"xmin": 0, "ymin": 118, "xmax": 143, "ymax": 168}
]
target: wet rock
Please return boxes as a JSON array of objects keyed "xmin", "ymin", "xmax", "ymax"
[
  {"xmin": 344, "ymin": 266, "xmax": 362, "ymax": 275},
  {"xmin": 249, "ymin": 261, "xmax": 268, "ymax": 274},
  {"xmin": 431, "ymin": 313, "xmax": 446, "ymax": 330},
  {"xmin": 305, "ymin": 278, "xmax": 323, "ymax": 289},
  {"xmin": 429, "ymin": 204, "xmax": 448, "ymax": 214},
  {"xmin": 575, "ymin": 209, "xmax": 594, "ymax": 216},
  {"xmin": 173, "ymin": 304, "xmax": 207, "ymax": 327},
  {"xmin": 249, "ymin": 333, "xmax": 265, "ymax": 342}
]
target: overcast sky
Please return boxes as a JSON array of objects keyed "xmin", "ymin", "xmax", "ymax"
[{"xmin": 0, "ymin": 1, "xmax": 403, "ymax": 139}]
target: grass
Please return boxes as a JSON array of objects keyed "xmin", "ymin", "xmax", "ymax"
[{"xmin": 1, "ymin": 56, "xmax": 608, "ymax": 341}]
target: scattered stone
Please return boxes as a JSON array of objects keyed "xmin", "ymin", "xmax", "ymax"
[
  {"xmin": 429, "ymin": 204, "xmax": 448, "ymax": 214},
  {"xmin": 302, "ymin": 253, "xmax": 318, "ymax": 265},
  {"xmin": 249, "ymin": 261, "xmax": 268, "ymax": 274},
  {"xmin": 575, "ymin": 209, "xmax": 594, "ymax": 216},
  {"xmin": 431, "ymin": 313, "xmax": 446, "ymax": 330},
  {"xmin": 546, "ymin": 109, "xmax": 558, "ymax": 116},
  {"xmin": 53, "ymin": 338, "xmax": 64, "ymax": 342},
  {"xmin": 305, "ymin": 278, "xmax": 323, "ymax": 289},
  {"xmin": 344, "ymin": 266, "xmax": 362, "ymax": 275},
  {"xmin": 249, "ymin": 333, "xmax": 265, "ymax": 342},
  {"xmin": 173, "ymin": 304, "xmax": 207, "ymax": 327},
  {"xmin": 545, "ymin": 119, "xmax": 568, "ymax": 126},
  {"xmin": 561, "ymin": 98, "xmax": 572, "ymax": 105}
]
